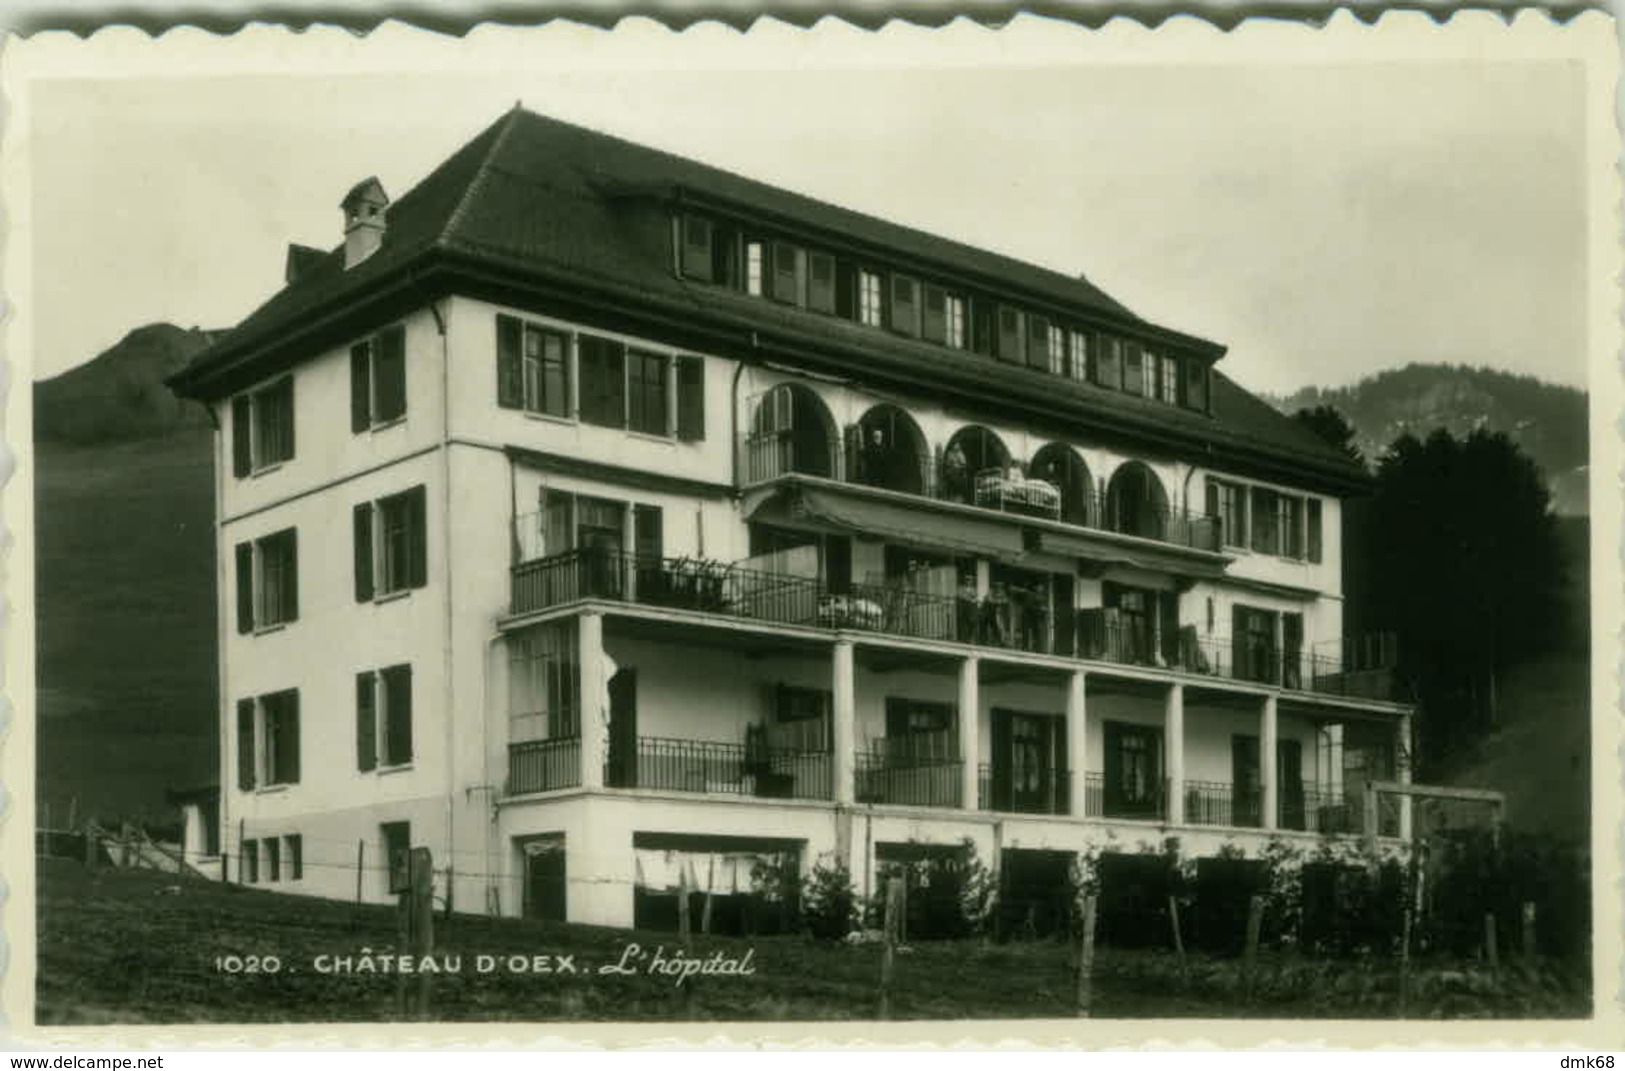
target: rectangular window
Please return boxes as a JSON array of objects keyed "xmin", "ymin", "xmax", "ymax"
[
  {"xmin": 1122, "ymin": 344, "xmax": 1145, "ymax": 396},
  {"xmin": 883, "ymin": 697, "xmax": 957, "ymax": 762},
  {"xmin": 807, "ymin": 252, "xmax": 836, "ymax": 314},
  {"xmin": 357, "ymin": 664, "xmax": 414, "ymax": 770},
  {"xmin": 1250, "ymin": 487, "xmax": 1279, "ymax": 554},
  {"xmin": 889, "ymin": 275, "xmax": 920, "ymax": 337},
  {"xmin": 1093, "ymin": 336, "xmax": 1121, "ymax": 389},
  {"xmin": 1047, "ymin": 324, "xmax": 1067, "ymax": 376},
  {"xmin": 286, "ymin": 834, "xmax": 303, "ymax": 880},
  {"xmin": 626, "ymin": 349, "xmax": 671, "ymax": 436},
  {"xmin": 239, "ymin": 688, "xmax": 301, "ymax": 790},
  {"xmin": 497, "ymin": 316, "xmax": 570, "ymax": 418},
  {"xmin": 858, "ymin": 270, "xmax": 884, "ymax": 327},
  {"xmin": 921, "ymin": 284, "xmax": 948, "ymax": 344},
  {"xmin": 244, "ymin": 839, "xmax": 260, "ymax": 883},
  {"xmin": 1159, "ymin": 354, "xmax": 1180, "ymax": 405},
  {"xmin": 578, "ymin": 335, "xmax": 627, "ymax": 428},
  {"xmin": 510, "ymin": 620, "xmax": 580, "ymax": 742},
  {"xmin": 1067, "ymin": 330, "xmax": 1090, "ymax": 382},
  {"xmin": 945, "ymin": 295, "xmax": 966, "ymax": 349},
  {"xmin": 971, "ymin": 299, "xmax": 996, "ymax": 356},
  {"xmin": 745, "ymin": 242, "xmax": 764, "ymax": 297},
  {"xmin": 232, "ymin": 376, "xmax": 295, "ymax": 477},
  {"xmin": 1103, "ymin": 721, "xmax": 1163, "ymax": 817},
  {"xmin": 1232, "ymin": 605, "xmax": 1280, "ymax": 685},
  {"xmin": 381, "ymin": 821, "xmax": 411, "ymax": 893},
  {"xmin": 265, "ymin": 837, "xmax": 281, "ymax": 882},
  {"xmin": 235, "ymin": 528, "xmax": 298, "ymax": 633},
  {"xmin": 350, "ymin": 325, "xmax": 407, "ymax": 431},
  {"xmin": 354, "ymin": 485, "xmax": 428, "ymax": 601},
  {"xmin": 680, "ymin": 215, "xmax": 714, "ymax": 281},
  {"xmin": 1207, "ymin": 479, "xmax": 1249, "ymax": 549},
  {"xmin": 771, "ymin": 241, "xmax": 801, "ymax": 305}
]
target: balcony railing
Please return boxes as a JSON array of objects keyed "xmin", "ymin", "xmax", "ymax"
[
  {"xmin": 739, "ymin": 434, "xmax": 1222, "ymax": 553},
  {"xmin": 507, "ymin": 737, "xmax": 581, "ymax": 795},
  {"xmin": 1083, "ymin": 771, "xmax": 1169, "ymax": 821},
  {"xmin": 977, "ymin": 765, "xmax": 1071, "ymax": 815},
  {"xmin": 510, "ymin": 550, "xmax": 1398, "ymax": 701},
  {"xmin": 855, "ymin": 749, "xmax": 963, "ymax": 808},
  {"xmin": 607, "ymin": 736, "xmax": 832, "ymax": 801},
  {"xmin": 1183, "ymin": 779, "xmax": 1263, "ymax": 828}
]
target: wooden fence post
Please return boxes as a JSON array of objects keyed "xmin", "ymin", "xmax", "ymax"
[
  {"xmin": 879, "ymin": 877, "xmax": 903, "ymax": 1020},
  {"xmin": 410, "ymin": 848, "xmax": 434, "ymax": 1019},
  {"xmin": 1521, "ymin": 902, "xmax": 1537, "ymax": 961},
  {"xmin": 1398, "ymin": 906, "xmax": 1412, "ymax": 1018},
  {"xmin": 1076, "ymin": 893, "xmax": 1098, "ymax": 1018},
  {"xmin": 1484, "ymin": 912, "xmax": 1499, "ymax": 971},
  {"xmin": 1167, "ymin": 895, "xmax": 1188, "ymax": 986},
  {"xmin": 1243, "ymin": 894, "xmax": 1265, "ymax": 1003},
  {"xmin": 237, "ymin": 818, "xmax": 245, "ymax": 884},
  {"xmin": 355, "ymin": 840, "xmax": 365, "ymax": 904}
]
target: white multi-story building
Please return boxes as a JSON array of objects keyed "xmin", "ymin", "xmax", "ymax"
[{"xmin": 169, "ymin": 107, "xmax": 1412, "ymax": 929}]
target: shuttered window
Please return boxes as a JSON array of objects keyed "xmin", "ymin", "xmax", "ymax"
[
  {"xmin": 680, "ymin": 215, "xmax": 714, "ymax": 281},
  {"xmin": 996, "ymin": 306, "xmax": 1024, "ymax": 363},
  {"xmin": 358, "ymin": 665, "xmax": 414, "ymax": 770},
  {"xmin": 350, "ymin": 325, "xmax": 407, "ymax": 431},
  {"xmin": 771, "ymin": 242, "xmax": 801, "ymax": 305},
  {"xmin": 231, "ymin": 377, "xmax": 295, "ymax": 476},
  {"xmin": 498, "ymin": 313, "xmax": 572, "ymax": 418},
  {"xmin": 1122, "ymin": 344, "xmax": 1145, "ymax": 396},
  {"xmin": 578, "ymin": 335, "xmax": 627, "ymax": 428},
  {"xmin": 807, "ymin": 252, "xmax": 836, "ymax": 314},
  {"xmin": 626, "ymin": 350, "xmax": 670, "ymax": 436},
  {"xmin": 1093, "ymin": 336, "xmax": 1122, "ymax": 389},
  {"xmin": 1185, "ymin": 358, "xmax": 1210, "ymax": 412},
  {"xmin": 240, "ymin": 689, "xmax": 301, "ymax": 790},
  {"xmin": 889, "ymin": 275, "xmax": 920, "ymax": 337},
  {"xmin": 676, "ymin": 355, "xmax": 705, "ymax": 441},
  {"xmin": 354, "ymin": 485, "xmax": 428, "ymax": 601},
  {"xmin": 235, "ymin": 528, "xmax": 299, "ymax": 632},
  {"xmin": 1307, "ymin": 499, "xmax": 1323, "ymax": 563},
  {"xmin": 1025, "ymin": 314, "xmax": 1051, "ymax": 369}
]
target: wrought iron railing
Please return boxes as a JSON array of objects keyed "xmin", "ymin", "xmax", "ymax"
[
  {"xmin": 855, "ymin": 749, "xmax": 963, "ymax": 808},
  {"xmin": 507, "ymin": 737, "xmax": 581, "ymax": 795},
  {"xmin": 1182, "ymin": 779, "xmax": 1263, "ymax": 828},
  {"xmin": 976, "ymin": 764, "xmax": 1071, "ymax": 815},
  {"xmin": 737, "ymin": 435, "xmax": 1223, "ymax": 553},
  {"xmin": 606, "ymin": 735, "xmax": 832, "ymax": 801},
  {"xmin": 1083, "ymin": 771, "xmax": 1169, "ymax": 821}
]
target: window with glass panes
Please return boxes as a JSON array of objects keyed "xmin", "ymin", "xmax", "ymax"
[
  {"xmin": 626, "ymin": 349, "xmax": 670, "ymax": 436},
  {"xmin": 509, "ymin": 621, "xmax": 579, "ymax": 742},
  {"xmin": 523, "ymin": 324, "xmax": 569, "ymax": 417},
  {"xmin": 859, "ymin": 271, "xmax": 883, "ymax": 327},
  {"xmin": 746, "ymin": 242, "xmax": 764, "ymax": 296},
  {"xmin": 1046, "ymin": 324, "xmax": 1066, "ymax": 376},
  {"xmin": 1159, "ymin": 354, "xmax": 1180, "ymax": 405},
  {"xmin": 1067, "ymin": 330, "xmax": 1090, "ymax": 382},
  {"xmin": 945, "ymin": 295, "xmax": 966, "ymax": 348}
]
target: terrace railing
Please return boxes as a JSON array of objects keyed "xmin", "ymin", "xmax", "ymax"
[
  {"xmin": 976, "ymin": 764, "xmax": 1072, "ymax": 815},
  {"xmin": 1183, "ymin": 780, "xmax": 1263, "ymax": 828},
  {"xmin": 855, "ymin": 749, "xmax": 963, "ymax": 808},
  {"xmin": 1082, "ymin": 771, "xmax": 1169, "ymax": 821},
  {"xmin": 507, "ymin": 737, "xmax": 581, "ymax": 795},
  {"xmin": 609, "ymin": 736, "xmax": 832, "ymax": 801}
]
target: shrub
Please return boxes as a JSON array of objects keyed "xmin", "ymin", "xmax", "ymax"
[{"xmin": 799, "ymin": 854, "xmax": 858, "ymax": 942}]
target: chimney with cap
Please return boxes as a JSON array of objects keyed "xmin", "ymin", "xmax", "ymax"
[{"xmin": 341, "ymin": 177, "xmax": 389, "ymax": 269}]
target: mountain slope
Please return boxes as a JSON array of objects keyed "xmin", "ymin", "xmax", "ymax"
[
  {"xmin": 1271, "ymin": 364, "xmax": 1589, "ymax": 514},
  {"xmin": 34, "ymin": 324, "xmax": 220, "ymax": 823}
]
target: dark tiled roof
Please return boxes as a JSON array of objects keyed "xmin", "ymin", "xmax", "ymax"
[{"xmin": 172, "ymin": 107, "xmax": 1366, "ymax": 489}]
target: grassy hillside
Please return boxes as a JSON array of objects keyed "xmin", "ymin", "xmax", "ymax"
[
  {"xmin": 1272, "ymin": 364, "xmax": 1589, "ymax": 514},
  {"xmin": 35, "ymin": 323, "xmax": 216, "ymax": 444},
  {"xmin": 36, "ymin": 859, "xmax": 1588, "ymax": 1024},
  {"xmin": 34, "ymin": 428, "xmax": 218, "ymax": 823}
]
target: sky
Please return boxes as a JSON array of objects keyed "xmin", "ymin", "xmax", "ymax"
[{"xmin": 27, "ymin": 43, "xmax": 1591, "ymax": 398}]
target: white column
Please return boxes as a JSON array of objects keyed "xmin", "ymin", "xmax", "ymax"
[
  {"xmin": 1067, "ymin": 670, "xmax": 1090, "ymax": 818},
  {"xmin": 959, "ymin": 655, "xmax": 981, "ymax": 810},
  {"xmin": 1165, "ymin": 683, "xmax": 1185, "ymax": 825},
  {"xmin": 578, "ymin": 612, "xmax": 606, "ymax": 790},
  {"xmin": 1396, "ymin": 713, "xmax": 1413, "ymax": 841},
  {"xmin": 1260, "ymin": 694, "xmax": 1279, "ymax": 831},
  {"xmin": 832, "ymin": 640, "xmax": 856, "ymax": 806}
]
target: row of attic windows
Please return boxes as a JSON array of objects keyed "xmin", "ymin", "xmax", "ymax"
[{"xmin": 675, "ymin": 214, "xmax": 1213, "ymax": 415}]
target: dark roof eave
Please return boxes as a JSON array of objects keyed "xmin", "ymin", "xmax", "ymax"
[{"xmin": 172, "ymin": 244, "xmax": 1370, "ymax": 495}]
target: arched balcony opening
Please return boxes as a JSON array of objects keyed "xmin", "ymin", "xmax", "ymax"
[
  {"xmin": 744, "ymin": 383, "xmax": 837, "ymax": 482},
  {"xmin": 1030, "ymin": 443, "xmax": 1094, "ymax": 527},
  {"xmin": 940, "ymin": 425, "xmax": 1012, "ymax": 507},
  {"xmin": 1105, "ymin": 461, "xmax": 1171, "ymax": 540},
  {"xmin": 848, "ymin": 405, "xmax": 930, "ymax": 496}
]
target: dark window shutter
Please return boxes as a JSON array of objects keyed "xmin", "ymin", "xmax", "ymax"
[
  {"xmin": 282, "ymin": 692, "xmax": 301, "ymax": 784},
  {"xmin": 356, "ymin": 672, "xmax": 377, "ymax": 772},
  {"xmin": 633, "ymin": 504, "xmax": 664, "ymax": 562},
  {"xmin": 1205, "ymin": 478, "xmax": 1220, "ymax": 524},
  {"xmin": 1123, "ymin": 344, "xmax": 1145, "ymax": 396},
  {"xmin": 235, "ymin": 542, "xmax": 254, "ymax": 633},
  {"xmin": 237, "ymin": 699, "xmax": 257, "ymax": 790},
  {"xmin": 1102, "ymin": 721, "xmax": 1122, "ymax": 808},
  {"xmin": 496, "ymin": 315, "xmax": 523, "ymax": 409},
  {"xmin": 1307, "ymin": 499, "xmax": 1323, "ymax": 563},
  {"xmin": 408, "ymin": 485, "xmax": 428, "ymax": 589},
  {"xmin": 353, "ymin": 502, "xmax": 374, "ymax": 602},
  {"xmin": 1159, "ymin": 591, "xmax": 1180, "ymax": 664},
  {"xmin": 807, "ymin": 253, "xmax": 836, "ymax": 313},
  {"xmin": 374, "ymin": 326, "xmax": 407, "ymax": 422},
  {"xmin": 681, "ymin": 216, "xmax": 714, "ymax": 281},
  {"xmin": 675, "ymin": 356, "xmax": 705, "ymax": 442},
  {"xmin": 996, "ymin": 307, "xmax": 1023, "ymax": 363},
  {"xmin": 1027, "ymin": 315, "xmax": 1050, "ymax": 369},
  {"xmin": 383, "ymin": 664, "xmax": 413, "ymax": 766},
  {"xmin": 231, "ymin": 396, "xmax": 252, "ymax": 477},
  {"xmin": 350, "ymin": 342, "xmax": 372, "ymax": 432},
  {"xmin": 1186, "ymin": 359, "xmax": 1209, "ymax": 411},
  {"xmin": 889, "ymin": 275, "xmax": 919, "ymax": 337},
  {"xmin": 276, "ymin": 378, "xmax": 295, "ymax": 460},
  {"xmin": 282, "ymin": 531, "xmax": 299, "ymax": 622},
  {"xmin": 834, "ymin": 262, "xmax": 857, "ymax": 320},
  {"xmin": 579, "ymin": 337, "xmax": 626, "ymax": 428},
  {"xmin": 921, "ymin": 285, "xmax": 947, "ymax": 344}
]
